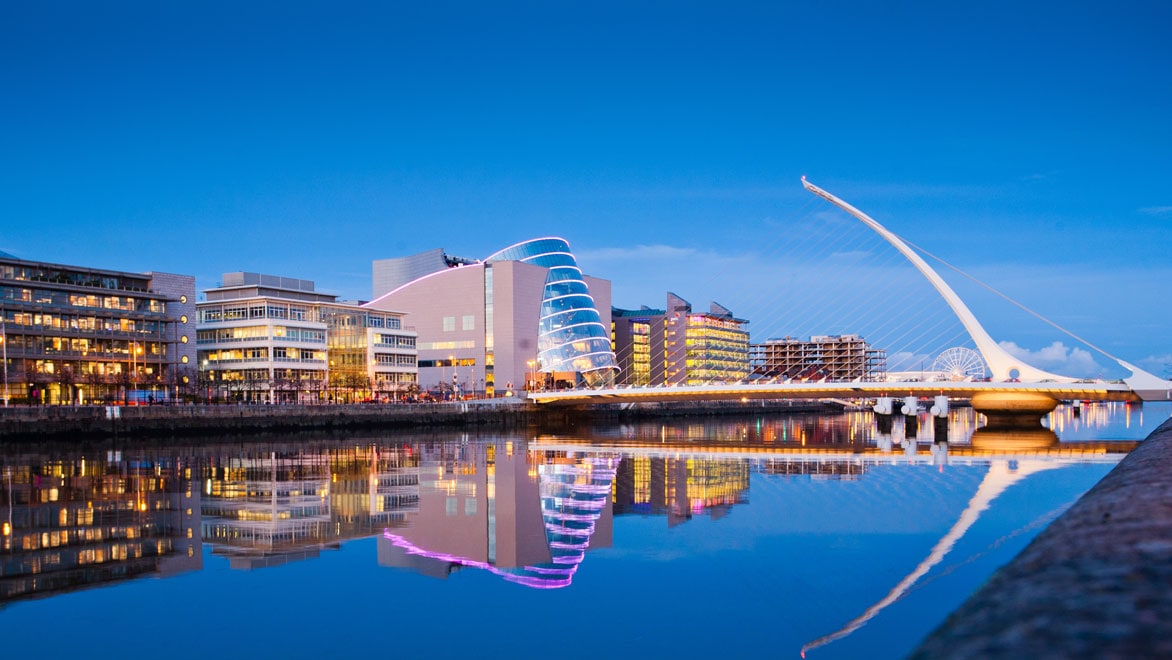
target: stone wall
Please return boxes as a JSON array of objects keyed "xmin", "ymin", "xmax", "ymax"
[{"xmin": 911, "ymin": 417, "xmax": 1172, "ymax": 658}]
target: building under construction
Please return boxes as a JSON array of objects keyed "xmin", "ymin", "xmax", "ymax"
[{"xmin": 750, "ymin": 334, "xmax": 886, "ymax": 382}]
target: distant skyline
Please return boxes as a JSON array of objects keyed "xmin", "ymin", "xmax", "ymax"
[{"xmin": 3, "ymin": 2, "xmax": 1169, "ymax": 377}]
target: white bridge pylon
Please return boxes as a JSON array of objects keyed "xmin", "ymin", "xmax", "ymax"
[
  {"xmin": 801, "ymin": 177, "xmax": 1172, "ymax": 400},
  {"xmin": 801, "ymin": 176, "xmax": 1063, "ymax": 383}
]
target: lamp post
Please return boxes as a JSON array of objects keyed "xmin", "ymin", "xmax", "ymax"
[
  {"xmin": 131, "ymin": 340, "xmax": 143, "ymax": 404},
  {"xmin": 447, "ymin": 354, "xmax": 454, "ymax": 400},
  {"xmin": 526, "ymin": 359, "xmax": 536, "ymax": 392}
]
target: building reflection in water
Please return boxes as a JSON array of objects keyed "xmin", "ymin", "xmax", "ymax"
[
  {"xmin": 200, "ymin": 444, "xmax": 420, "ymax": 569},
  {"xmin": 1, "ymin": 451, "xmax": 201, "ymax": 604},
  {"xmin": 613, "ymin": 455, "xmax": 750, "ymax": 526},
  {"xmin": 379, "ymin": 437, "xmax": 618, "ymax": 588},
  {"xmin": 1, "ymin": 405, "xmax": 1144, "ymax": 606}
]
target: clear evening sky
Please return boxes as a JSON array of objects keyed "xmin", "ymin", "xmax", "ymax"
[{"xmin": 2, "ymin": 2, "xmax": 1169, "ymax": 377}]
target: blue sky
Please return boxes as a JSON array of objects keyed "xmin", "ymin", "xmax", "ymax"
[{"xmin": 2, "ymin": 2, "xmax": 1169, "ymax": 376}]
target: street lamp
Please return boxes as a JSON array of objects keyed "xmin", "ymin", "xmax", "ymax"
[
  {"xmin": 526, "ymin": 359, "xmax": 536, "ymax": 392},
  {"xmin": 131, "ymin": 340, "xmax": 143, "ymax": 404}
]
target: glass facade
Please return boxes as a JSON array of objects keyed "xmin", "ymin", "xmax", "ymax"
[
  {"xmin": 486, "ymin": 238, "xmax": 617, "ymax": 387},
  {"xmin": 681, "ymin": 314, "xmax": 751, "ymax": 384},
  {"xmin": 0, "ymin": 257, "xmax": 195, "ymax": 405},
  {"xmin": 197, "ymin": 278, "xmax": 417, "ymax": 404}
]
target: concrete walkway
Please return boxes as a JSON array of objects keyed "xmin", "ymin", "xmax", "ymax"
[{"xmin": 911, "ymin": 417, "xmax": 1172, "ymax": 658}]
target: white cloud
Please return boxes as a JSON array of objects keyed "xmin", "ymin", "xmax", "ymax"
[{"xmin": 998, "ymin": 341, "xmax": 1104, "ymax": 379}]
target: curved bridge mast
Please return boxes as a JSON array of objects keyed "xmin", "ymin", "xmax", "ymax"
[{"xmin": 801, "ymin": 177, "xmax": 1068, "ymax": 383}]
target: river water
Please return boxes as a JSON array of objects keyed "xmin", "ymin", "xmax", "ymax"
[{"xmin": 1, "ymin": 402, "xmax": 1167, "ymax": 659}]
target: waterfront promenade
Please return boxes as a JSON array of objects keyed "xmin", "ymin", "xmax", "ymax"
[{"xmin": 911, "ymin": 416, "xmax": 1172, "ymax": 658}]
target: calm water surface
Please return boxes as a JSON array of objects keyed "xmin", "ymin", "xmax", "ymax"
[{"xmin": 1, "ymin": 402, "xmax": 1167, "ymax": 659}]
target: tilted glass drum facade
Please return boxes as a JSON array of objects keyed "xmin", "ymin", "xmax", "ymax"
[{"xmin": 486, "ymin": 238, "xmax": 618, "ymax": 388}]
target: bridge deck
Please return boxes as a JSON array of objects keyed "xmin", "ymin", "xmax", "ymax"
[
  {"xmin": 529, "ymin": 380, "xmax": 1138, "ymax": 406},
  {"xmin": 530, "ymin": 438, "xmax": 1138, "ymax": 462}
]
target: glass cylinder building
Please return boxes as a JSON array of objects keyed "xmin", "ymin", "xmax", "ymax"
[{"xmin": 486, "ymin": 238, "xmax": 618, "ymax": 388}]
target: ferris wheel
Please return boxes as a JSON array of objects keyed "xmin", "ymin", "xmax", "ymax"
[{"xmin": 932, "ymin": 347, "xmax": 987, "ymax": 381}]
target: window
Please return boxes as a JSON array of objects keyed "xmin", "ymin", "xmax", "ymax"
[
  {"xmin": 442, "ymin": 316, "xmax": 455, "ymax": 332},
  {"xmin": 462, "ymin": 315, "xmax": 475, "ymax": 331}
]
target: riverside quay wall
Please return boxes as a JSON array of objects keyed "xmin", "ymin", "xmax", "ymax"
[
  {"xmin": 0, "ymin": 402, "xmax": 539, "ymax": 441},
  {"xmin": 912, "ymin": 416, "xmax": 1172, "ymax": 658},
  {"xmin": 0, "ymin": 399, "xmax": 841, "ymax": 442}
]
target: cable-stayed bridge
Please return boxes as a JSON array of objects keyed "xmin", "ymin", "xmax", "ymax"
[{"xmin": 531, "ymin": 178, "xmax": 1172, "ymax": 416}]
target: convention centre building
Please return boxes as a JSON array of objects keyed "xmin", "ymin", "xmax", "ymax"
[{"xmin": 365, "ymin": 237, "xmax": 617, "ymax": 397}]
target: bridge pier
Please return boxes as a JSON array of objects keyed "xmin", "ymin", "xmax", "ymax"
[
  {"xmin": 971, "ymin": 391, "xmax": 1060, "ymax": 430},
  {"xmin": 933, "ymin": 416, "xmax": 949, "ymax": 443}
]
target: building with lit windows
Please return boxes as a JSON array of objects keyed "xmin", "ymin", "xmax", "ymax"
[
  {"xmin": 612, "ymin": 293, "xmax": 750, "ymax": 386},
  {"xmin": 365, "ymin": 238, "xmax": 616, "ymax": 396},
  {"xmin": 196, "ymin": 272, "xmax": 417, "ymax": 403},
  {"xmin": 750, "ymin": 334, "xmax": 886, "ymax": 382},
  {"xmin": 0, "ymin": 253, "xmax": 195, "ymax": 405},
  {"xmin": 611, "ymin": 307, "xmax": 654, "ymax": 386}
]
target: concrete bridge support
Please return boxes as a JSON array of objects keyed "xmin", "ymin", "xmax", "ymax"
[{"xmin": 971, "ymin": 391, "xmax": 1059, "ymax": 429}]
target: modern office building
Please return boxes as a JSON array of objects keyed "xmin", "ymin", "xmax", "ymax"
[
  {"xmin": 196, "ymin": 272, "xmax": 417, "ymax": 403},
  {"xmin": 750, "ymin": 334, "xmax": 887, "ymax": 382},
  {"xmin": 0, "ymin": 253, "xmax": 195, "ymax": 405},
  {"xmin": 612, "ymin": 293, "xmax": 750, "ymax": 386},
  {"xmin": 365, "ymin": 237, "xmax": 617, "ymax": 396}
]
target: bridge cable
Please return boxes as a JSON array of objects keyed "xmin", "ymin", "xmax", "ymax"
[{"xmin": 903, "ymin": 238, "xmax": 1126, "ymax": 365}]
